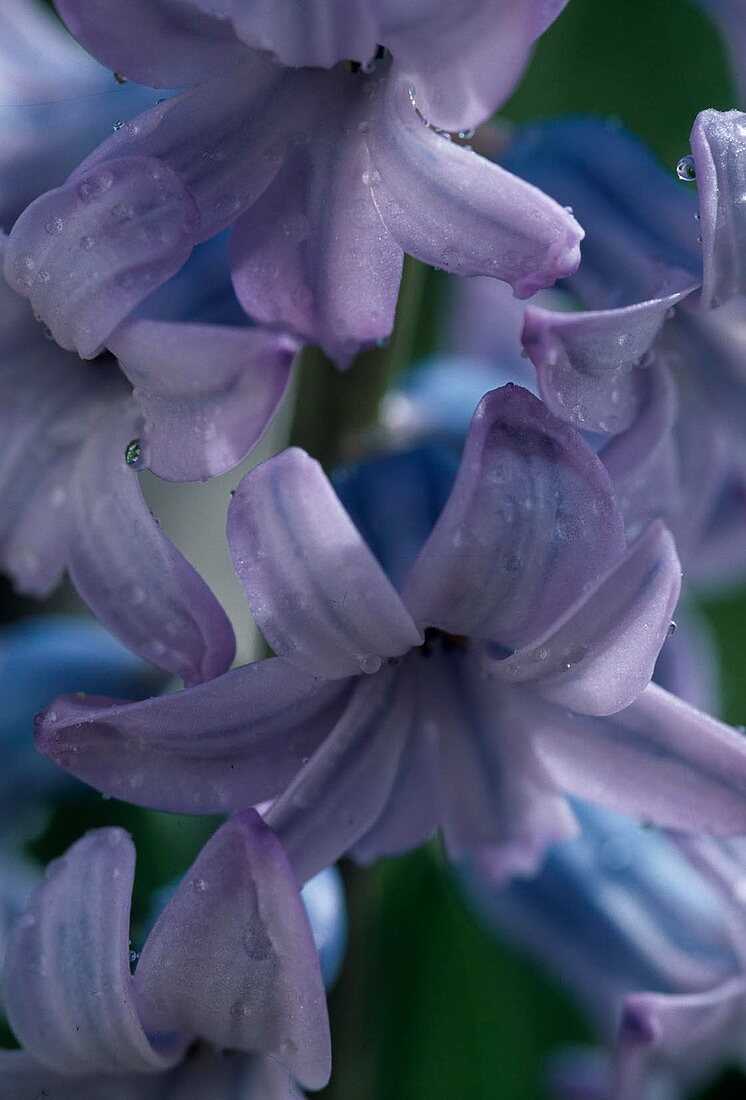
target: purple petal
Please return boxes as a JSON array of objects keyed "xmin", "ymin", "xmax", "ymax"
[
  {"xmin": 0, "ymin": 238, "xmax": 123, "ymax": 594},
  {"xmin": 228, "ymin": 448, "xmax": 421, "ymax": 679},
  {"xmin": 66, "ymin": 400, "xmax": 235, "ymax": 684},
  {"xmin": 108, "ymin": 319, "xmax": 297, "ymax": 481},
  {"xmin": 56, "ymin": 0, "xmax": 247, "ymax": 88},
  {"xmin": 529, "ymin": 684, "xmax": 746, "ymax": 834},
  {"xmin": 5, "ymin": 157, "xmax": 200, "ymax": 358},
  {"xmin": 35, "ymin": 657, "xmax": 349, "ymax": 813},
  {"xmin": 74, "ymin": 57, "xmax": 301, "ymax": 242},
  {"xmin": 4, "ymin": 828, "xmax": 181, "ymax": 1076},
  {"xmin": 403, "ymin": 385, "xmax": 626, "ymax": 648},
  {"xmin": 267, "ymin": 664, "xmax": 413, "ymax": 884},
  {"xmin": 365, "ymin": 72, "xmax": 583, "ymax": 299},
  {"xmin": 488, "ymin": 521, "xmax": 682, "ymax": 716},
  {"xmin": 0, "ymin": 1053, "xmax": 146, "ymax": 1100},
  {"xmin": 615, "ymin": 980, "xmax": 746, "ymax": 1099},
  {"xmin": 134, "ymin": 809, "xmax": 331, "ymax": 1090},
  {"xmin": 599, "ymin": 363, "xmax": 679, "ymax": 543},
  {"xmin": 690, "ymin": 108, "xmax": 746, "ymax": 309},
  {"xmin": 229, "ymin": 0, "xmax": 377, "ymax": 69},
  {"xmin": 230, "ymin": 124, "xmax": 403, "ymax": 366},
  {"xmin": 436, "ymin": 656, "xmax": 578, "ymax": 870},
  {"xmin": 654, "ymin": 604, "xmax": 721, "ymax": 715},
  {"xmin": 380, "ymin": 0, "xmax": 571, "ymax": 133},
  {"xmin": 521, "ymin": 279, "xmax": 696, "ymax": 435}
]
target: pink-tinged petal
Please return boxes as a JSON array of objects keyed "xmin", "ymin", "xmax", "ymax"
[
  {"xmin": 108, "ymin": 319, "xmax": 297, "ymax": 481},
  {"xmin": 4, "ymin": 828, "xmax": 182, "ymax": 1076},
  {"xmin": 267, "ymin": 664, "xmax": 413, "ymax": 884},
  {"xmin": 230, "ymin": 102, "xmax": 403, "ymax": 366},
  {"xmin": 365, "ymin": 72, "xmax": 583, "ymax": 299},
  {"xmin": 228, "ymin": 448, "xmax": 421, "ymax": 679},
  {"xmin": 135, "ymin": 809, "xmax": 331, "ymax": 1091},
  {"xmin": 35, "ymin": 658, "xmax": 349, "ymax": 813},
  {"xmin": 230, "ymin": 0, "xmax": 377, "ymax": 68},
  {"xmin": 599, "ymin": 363, "xmax": 679, "ymax": 543},
  {"xmin": 380, "ymin": 0, "xmax": 570, "ymax": 132},
  {"xmin": 403, "ymin": 385, "xmax": 626, "ymax": 648},
  {"xmin": 530, "ymin": 684, "xmax": 746, "ymax": 834},
  {"xmin": 56, "ymin": 0, "xmax": 247, "ymax": 88},
  {"xmin": 489, "ymin": 522, "xmax": 682, "ymax": 716},
  {"xmin": 67, "ymin": 400, "xmax": 235, "ymax": 684},
  {"xmin": 690, "ymin": 109, "xmax": 746, "ymax": 309},
  {"xmin": 521, "ymin": 279, "xmax": 696, "ymax": 435},
  {"xmin": 74, "ymin": 57, "xmax": 301, "ymax": 242},
  {"xmin": 437, "ymin": 656, "xmax": 578, "ymax": 871},
  {"xmin": 615, "ymin": 980, "xmax": 746, "ymax": 1100},
  {"xmin": 5, "ymin": 157, "xmax": 200, "ymax": 358}
]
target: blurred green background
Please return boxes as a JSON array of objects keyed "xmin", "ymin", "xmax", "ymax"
[{"xmin": 16, "ymin": 1, "xmax": 746, "ymax": 1097}]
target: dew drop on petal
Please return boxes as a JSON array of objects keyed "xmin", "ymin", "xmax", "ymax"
[
  {"xmin": 676, "ymin": 155, "xmax": 696, "ymax": 181},
  {"xmin": 359, "ymin": 653, "xmax": 382, "ymax": 675},
  {"xmin": 124, "ymin": 438, "xmax": 142, "ymax": 467}
]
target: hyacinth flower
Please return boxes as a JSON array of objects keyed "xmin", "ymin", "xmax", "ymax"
[
  {"xmin": 505, "ymin": 111, "xmax": 746, "ymax": 580},
  {"xmin": 0, "ymin": 810, "xmax": 331, "ymax": 1099},
  {"xmin": 463, "ymin": 800, "xmax": 746, "ymax": 1100},
  {"xmin": 3, "ymin": 2, "xmax": 584, "ymax": 367},
  {"xmin": 36, "ymin": 384, "xmax": 746, "ymax": 885}
]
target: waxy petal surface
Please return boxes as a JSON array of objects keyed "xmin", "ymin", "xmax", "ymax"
[
  {"xmin": 403, "ymin": 386, "xmax": 626, "ymax": 648},
  {"xmin": 228, "ymin": 448, "xmax": 420, "ymax": 679},
  {"xmin": 490, "ymin": 522, "xmax": 681, "ymax": 716},
  {"xmin": 366, "ymin": 74, "xmax": 583, "ymax": 299},
  {"xmin": 66, "ymin": 402, "xmax": 235, "ymax": 684},
  {"xmin": 135, "ymin": 810, "xmax": 331, "ymax": 1090},
  {"xmin": 109, "ymin": 319, "xmax": 297, "ymax": 481},
  {"xmin": 36, "ymin": 657, "xmax": 349, "ymax": 813},
  {"xmin": 5, "ymin": 157, "xmax": 200, "ymax": 358},
  {"xmin": 57, "ymin": 0, "xmax": 247, "ymax": 88},
  {"xmin": 531, "ymin": 684, "xmax": 746, "ymax": 834},
  {"xmin": 4, "ymin": 829, "xmax": 180, "ymax": 1076}
]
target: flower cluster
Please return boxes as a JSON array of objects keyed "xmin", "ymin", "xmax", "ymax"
[{"xmin": 1, "ymin": 1, "xmax": 746, "ymax": 1097}]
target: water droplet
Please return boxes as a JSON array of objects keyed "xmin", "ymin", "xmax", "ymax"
[
  {"xmin": 676, "ymin": 155, "xmax": 696, "ymax": 181},
  {"xmin": 112, "ymin": 119, "xmax": 125, "ymax": 132},
  {"xmin": 129, "ymin": 949, "xmax": 140, "ymax": 964},
  {"xmin": 359, "ymin": 653, "xmax": 382, "ymax": 675},
  {"xmin": 229, "ymin": 1000, "xmax": 247, "ymax": 1018},
  {"xmin": 667, "ymin": 620, "xmax": 677, "ymax": 637},
  {"xmin": 124, "ymin": 439, "xmax": 142, "ymax": 467},
  {"xmin": 113, "ymin": 72, "xmax": 128, "ymax": 85},
  {"xmin": 76, "ymin": 169, "xmax": 114, "ymax": 203},
  {"xmin": 192, "ymin": 878, "xmax": 208, "ymax": 893},
  {"xmin": 44, "ymin": 216, "xmax": 63, "ymax": 236},
  {"xmin": 458, "ymin": 128, "xmax": 476, "ymax": 140}
]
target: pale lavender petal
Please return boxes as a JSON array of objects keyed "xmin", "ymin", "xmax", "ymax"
[
  {"xmin": 521, "ymin": 280, "xmax": 696, "ymax": 435},
  {"xmin": 366, "ymin": 72, "xmax": 583, "ymax": 299},
  {"xmin": 378, "ymin": 0, "xmax": 571, "ymax": 132},
  {"xmin": 615, "ymin": 980, "xmax": 746, "ymax": 1100},
  {"xmin": 229, "ymin": 0, "xmax": 376, "ymax": 69},
  {"xmin": 489, "ymin": 522, "xmax": 681, "ymax": 716},
  {"xmin": 267, "ymin": 664, "xmax": 413, "ymax": 884},
  {"xmin": 232, "ymin": 1, "xmax": 569, "ymax": 131},
  {"xmin": 437, "ymin": 657, "xmax": 578, "ymax": 870},
  {"xmin": 74, "ymin": 57, "xmax": 301, "ymax": 242},
  {"xmin": 230, "ymin": 113, "xmax": 403, "ymax": 366},
  {"xmin": 599, "ymin": 364, "xmax": 679, "ymax": 543},
  {"xmin": 690, "ymin": 108, "xmax": 746, "ymax": 309},
  {"xmin": 35, "ymin": 658, "xmax": 349, "ymax": 813},
  {"xmin": 403, "ymin": 385, "xmax": 626, "ymax": 648},
  {"xmin": 228, "ymin": 448, "xmax": 420, "ymax": 679},
  {"xmin": 57, "ymin": 0, "xmax": 247, "ymax": 87},
  {"xmin": 5, "ymin": 157, "xmax": 200, "ymax": 358},
  {"xmin": 4, "ymin": 828, "xmax": 181, "ymax": 1076},
  {"xmin": 67, "ymin": 400, "xmax": 235, "ymax": 684},
  {"xmin": 108, "ymin": 319, "xmax": 297, "ymax": 481},
  {"xmin": 530, "ymin": 684, "xmax": 746, "ymax": 834},
  {"xmin": 135, "ymin": 809, "xmax": 331, "ymax": 1090}
]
